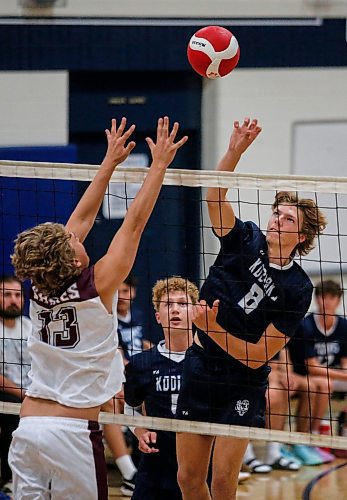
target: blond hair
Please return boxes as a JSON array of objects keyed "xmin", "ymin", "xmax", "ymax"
[
  {"xmin": 152, "ymin": 276, "xmax": 199, "ymax": 311},
  {"xmin": 272, "ymin": 191, "xmax": 327, "ymax": 257},
  {"xmin": 11, "ymin": 222, "xmax": 81, "ymax": 296}
]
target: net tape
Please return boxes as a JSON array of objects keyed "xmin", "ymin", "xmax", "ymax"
[
  {"xmin": 1, "ymin": 159, "xmax": 347, "ymax": 193},
  {"xmin": 1, "ymin": 402, "xmax": 346, "ymax": 449}
]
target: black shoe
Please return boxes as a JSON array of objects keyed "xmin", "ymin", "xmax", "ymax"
[{"xmin": 120, "ymin": 474, "xmax": 136, "ymax": 497}]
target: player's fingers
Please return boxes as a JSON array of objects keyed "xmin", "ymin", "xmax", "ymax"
[
  {"xmin": 116, "ymin": 117, "xmax": 127, "ymax": 137},
  {"xmin": 110, "ymin": 118, "xmax": 117, "ymax": 134},
  {"xmin": 249, "ymin": 119, "xmax": 258, "ymax": 129},
  {"xmin": 173, "ymin": 135, "xmax": 188, "ymax": 150},
  {"xmin": 169, "ymin": 121, "xmax": 179, "ymax": 140},
  {"xmin": 139, "ymin": 442, "xmax": 151, "ymax": 453},
  {"xmin": 234, "ymin": 120, "xmax": 240, "ymax": 129},
  {"xmin": 156, "ymin": 117, "xmax": 164, "ymax": 139},
  {"xmin": 145, "ymin": 137, "xmax": 155, "ymax": 150},
  {"xmin": 124, "ymin": 141, "xmax": 136, "ymax": 155},
  {"xmin": 192, "ymin": 304, "xmax": 202, "ymax": 319},
  {"xmin": 161, "ymin": 116, "xmax": 169, "ymax": 138},
  {"xmin": 243, "ymin": 117, "xmax": 250, "ymax": 126},
  {"xmin": 121, "ymin": 123, "xmax": 136, "ymax": 141}
]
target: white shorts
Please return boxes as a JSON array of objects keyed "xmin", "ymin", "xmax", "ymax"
[{"xmin": 8, "ymin": 416, "xmax": 107, "ymax": 500}]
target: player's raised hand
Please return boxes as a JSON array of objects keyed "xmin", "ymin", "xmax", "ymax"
[
  {"xmin": 145, "ymin": 116, "xmax": 188, "ymax": 169},
  {"xmin": 228, "ymin": 117, "xmax": 262, "ymax": 156},
  {"xmin": 192, "ymin": 299, "xmax": 220, "ymax": 334},
  {"xmin": 104, "ymin": 117, "xmax": 136, "ymax": 167}
]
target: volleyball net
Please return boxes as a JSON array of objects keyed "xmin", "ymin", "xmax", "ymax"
[{"xmin": 1, "ymin": 159, "xmax": 347, "ymax": 450}]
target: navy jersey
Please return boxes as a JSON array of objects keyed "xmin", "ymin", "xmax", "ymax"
[
  {"xmin": 289, "ymin": 313, "xmax": 347, "ymax": 375},
  {"xmin": 124, "ymin": 341, "xmax": 185, "ymax": 491},
  {"xmin": 118, "ymin": 308, "xmax": 145, "ymax": 360},
  {"xmin": 197, "ymin": 218, "xmax": 313, "ymax": 382}
]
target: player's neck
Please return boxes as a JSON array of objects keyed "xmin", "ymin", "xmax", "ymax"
[
  {"xmin": 268, "ymin": 252, "xmax": 292, "ymax": 267},
  {"xmin": 117, "ymin": 305, "xmax": 130, "ymax": 318},
  {"xmin": 267, "ymin": 244, "xmax": 292, "ymax": 267},
  {"xmin": 317, "ymin": 312, "xmax": 335, "ymax": 331},
  {"xmin": 164, "ymin": 331, "xmax": 193, "ymax": 352},
  {"xmin": 0, "ymin": 316, "xmax": 16, "ymax": 328}
]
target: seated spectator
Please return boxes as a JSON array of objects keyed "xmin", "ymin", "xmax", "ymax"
[
  {"xmin": 291, "ymin": 279, "xmax": 347, "ymax": 458},
  {"xmin": 0, "ymin": 275, "xmax": 31, "ymax": 493},
  {"xmin": 244, "ymin": 347, "xmax": 332, "ymax": 472},
  {"xmin": 294, "ymin": 279, "xmax": 347, "ymax": 394}
]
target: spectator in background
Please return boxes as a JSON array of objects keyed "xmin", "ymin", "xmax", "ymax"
[
  {"xmin": 115, "ymin": 272, "xmax": 151, "ymax": 482},
  {"xmin": 243, "ymin": 347, "xmax": 332, "ymax": 473},
  {"xmin": 289, "ymin": 279, "xmax": 347, "ymax": 458},
  {"xmin": 0, "ymin": 275, "xmax": 31, "ymax": 493},
  {"xmin": 118, "ymin": 274, "xmax": 151, "ymax": 364},
  {"xmin": 292, "ymin": 280, "xmax": 347, "ymax": 392}
]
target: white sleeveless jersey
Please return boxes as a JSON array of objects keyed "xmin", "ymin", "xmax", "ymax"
[{"xmin": 27, "ymin": 266, "xmax": 123, "ymax": 408}]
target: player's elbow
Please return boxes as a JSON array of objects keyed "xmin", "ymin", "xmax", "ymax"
[
  {"xmin": 248, "ymin": 361, "xmax": 265, "ymax": 369},
  {"xmin": 247, "ymin": 356, "xmax": 268, "ymax": 369},
  {"xmin": 206, "ymin": 192, "xmax": 226, "ymax": 204}
]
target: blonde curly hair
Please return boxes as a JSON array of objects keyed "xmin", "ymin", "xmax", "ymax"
[
  {"xmin": 272, "ymin": 191, "xmax": 327, "ymax": 257},
  {"xmin": 11, "ymin": 222, "xmax": 82, "ymax": 297},
  {"xmin": 152, "ymin": 276, "xmax": 199, "ymax": 311}
]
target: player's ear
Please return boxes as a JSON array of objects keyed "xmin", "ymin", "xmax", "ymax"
[
  {"xmin": 74, "ymin": 258, "xmax": 82, "ymax": 268},
  {"xmin": 155, "ymin": 311, "xmax": 161, "ymax": 325},
  {"xmin": 299, "ymin": 233, "xmax": 306, "ymax": 244}
]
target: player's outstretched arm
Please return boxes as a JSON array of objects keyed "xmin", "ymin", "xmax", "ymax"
[
  {"xmin": 206, "ymin": 118, "xmax": 261, "ymax": 237},
  {"xmin": 307, "ymin": 357, "xmax": 347, "ymax": 382},
  {"xmin": 95, "ymin": 116, "xmax": 188, "ymax": 310},
  {"xmin": 66, "ymin": 117, "xmax": 136, "ymax": 242},
  {"xmin": 193, "ymin": 299, "xmax": 287, "ymax": 369}
]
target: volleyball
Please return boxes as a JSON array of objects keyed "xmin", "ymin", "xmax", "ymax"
[{"xmin": 187, "ymin": 26, "xmax": 240, "ymax": 79}]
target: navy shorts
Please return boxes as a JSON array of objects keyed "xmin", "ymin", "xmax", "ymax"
[{"xmin": 176, "ymin": 343, "xmax": 268, "ymax": 428}]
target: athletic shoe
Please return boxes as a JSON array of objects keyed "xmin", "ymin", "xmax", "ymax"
[
  {"xmin": 238, "ymin": 471, "xmax": 251, "ymax": 484},
  {"xmin": 291, "ymin": 445, "xmax": 324, "ymax": 466},
  {"xmin": 270, "ymin": 456, "xmax": 301, "ymax": 471},
  {"xmin": 1, "ymin": 482, "xmax": 13, "ymax": 494},
  {"xmin": 280, "ymin": 445, "xmax": 303, "ymax": 466},
  {"xmin": 120, "ymin": 473, "xmax": 136, "ymax": 497},
  {"xmin": 244, "ymin": 458, "xmax": 272, "ymax": 474},
  {"xmin": 313, "ymin": 447, "xmax": 335, "ymax": 463},
  {"xmin": 0, "ymin": 480, "xmax": 12, "ymax": 500}
]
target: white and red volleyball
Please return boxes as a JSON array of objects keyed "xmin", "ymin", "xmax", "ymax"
[{"xmin": 187, "ymin": 26, "xmax": 240, "ymax": 79}]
